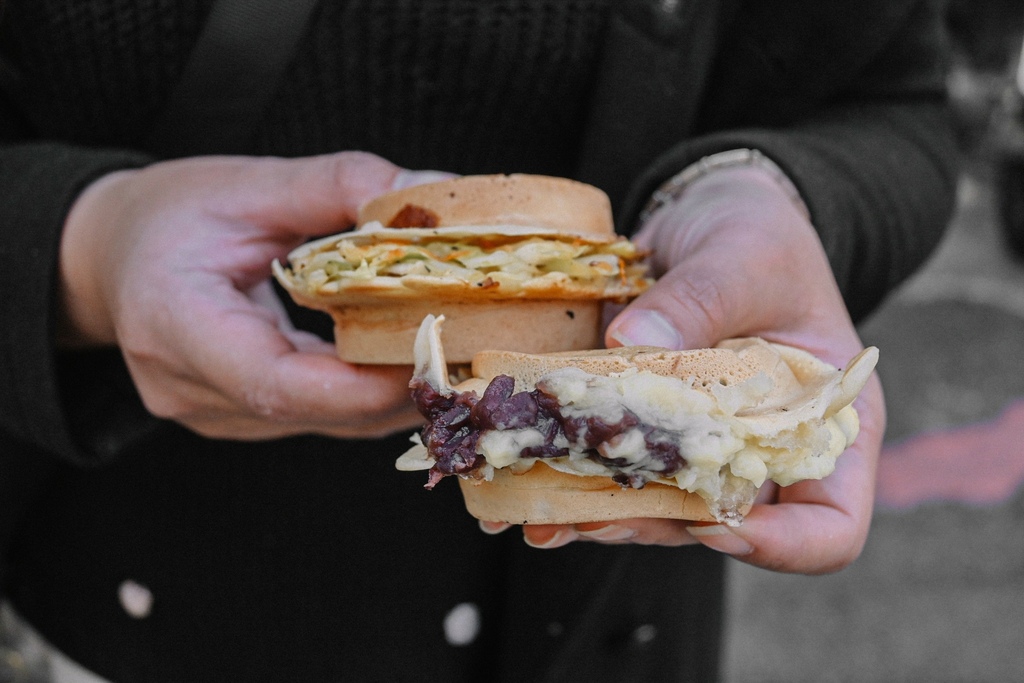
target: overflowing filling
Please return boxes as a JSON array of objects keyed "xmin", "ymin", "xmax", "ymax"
[
  {"xmin": 410, "ymin": 373, "xmax": 692, "ymax": 488},
  {"xmin": 275, "ymin": 223, "xmax": 650, "ymax": 299},
  {"xmin": 397, "ymin": 315, "xmax": 874, "ymax": 525}
]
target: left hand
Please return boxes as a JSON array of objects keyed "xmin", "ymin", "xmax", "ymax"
[
  {"xmin": 482, "ymin": 165, "xmax": 885, "ymax": 575},
  {"xmin": 59, "ymin": 152, "xmax": 451, "ymax": 441}
]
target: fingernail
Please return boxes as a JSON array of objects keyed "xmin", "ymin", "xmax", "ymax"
[
  {"xmin": 391, "ymin": 169, "xmax": 458, "ymax": 191},
  {"xmin": 608, "ymin": 310, "xmax": 683, "ymax": 349},
  {"xmin": 576, "ymin": 525, "xmax": 637, "ymax": 542},
  {"xmin": 524, "ymin": 528, "xmax": 579, "ymax": 549},
  {"xmin": 686, "ymin": 525, "xmax": 754, "ymax": 556},
  {"xmin": 478, "ymin": 520, "xmax": 512, "ymax": 535}
]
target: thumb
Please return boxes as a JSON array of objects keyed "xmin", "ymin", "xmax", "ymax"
[
  {"xmin": 241, "ymin": 152, "xmax": 454, "ymax": 240},
  {"xmin": 391, "ymin": 168, "xmax": 459, "ymax": 191},
  {"xmin": 606, "ymin": 255, "xmax": 763, "ymax": 350}
]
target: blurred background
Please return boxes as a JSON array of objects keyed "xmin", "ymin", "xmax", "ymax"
[{"xmin": 724, "ymin": 2, "xmax": 1024, "ymax": 681}]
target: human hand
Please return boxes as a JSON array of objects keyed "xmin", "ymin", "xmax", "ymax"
[
  {"xmin": 59, "ymin": 151, "xmax": 453, "ymax": 440},
  {"xmin": 486, "ymin": 164, "xmax": 885, "ymax": 574}
]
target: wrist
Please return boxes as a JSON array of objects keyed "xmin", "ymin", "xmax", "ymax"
[
  {"xmin": 634, "ymin": 159, "xmax": 825, "ymax": 282},
  {"xmin": 58, "ymin": 170, "xmax": 134, "ymax": 347},
  {"xmin": 637, "ymin": 149, "xmax": 810, "ymax": 231}
]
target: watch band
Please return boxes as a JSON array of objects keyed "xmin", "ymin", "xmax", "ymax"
[{"xmin": 636, "ymin": 148, "xmax": 811, "ymax": 228}]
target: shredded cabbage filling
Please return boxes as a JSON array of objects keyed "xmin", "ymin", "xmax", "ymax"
[{"xmin": 287, "ymin": 235, "xmax": 648, "ymax": 293}]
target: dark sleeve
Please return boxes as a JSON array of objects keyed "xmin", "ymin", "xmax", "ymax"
[
  {"xmin": 0, "ymin": 142, "xmax": 152, "ymax": 464},
  {"xmin": 620, "ymin": 0, "xmax": 960, "ymax": 322}
]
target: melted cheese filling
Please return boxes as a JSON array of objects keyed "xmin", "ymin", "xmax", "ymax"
[{"xmin": 400, "ymin": 367, "xmax": 860, "ymax": 525}]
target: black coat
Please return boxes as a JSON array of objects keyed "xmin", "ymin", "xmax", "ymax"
[{"xmin": 0, "ymin": 1, "xmax": 956, "ymax": 680}]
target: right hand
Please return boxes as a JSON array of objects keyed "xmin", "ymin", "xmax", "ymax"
[
  {"xmin": 59, "ymin": 151, "xmax": 450, "ymax": 440},
  {"xmin": 511, "ymin": 165, "xmax": 885, "ymax": 575}
]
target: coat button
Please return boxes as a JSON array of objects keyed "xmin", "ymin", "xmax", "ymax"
[
  {"xmin": 631, "ymin": 623, "xmax": 658, "ymax": 645},
  {"xmin": 443, "ymin": 603, "xmax": 481, "ymax": 646},
  {"xmin": 118, "ymin": 580, "xmax": 153, "ymax": 619}
]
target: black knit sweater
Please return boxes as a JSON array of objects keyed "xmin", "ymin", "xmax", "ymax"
[
  {"xmin": 1, "ymin": 1, "xmax": 609, "ymax": 171},
  {"xmin": 0, "ymin": 2, "xmax": 957, "ymax": 681}
]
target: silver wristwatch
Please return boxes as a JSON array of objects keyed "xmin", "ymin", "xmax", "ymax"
[{"xmin": 637, "ymin": 148, "xmax": 811, "ymax": 228}]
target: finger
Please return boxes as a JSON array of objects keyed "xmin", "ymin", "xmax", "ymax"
[
  {"xmin": 246, "ymin": 279, "xmax": 339, "ymax": 354},
  {"xmin": 171, "ymin": 279, "xmax": 419, "ymax": 430},
  {"xmin": 575, "ymin": 522, "xmax": 641, "ymax": 543},
  {"xmin": 606, "ymin": 249, "xmax": 782, "ymax": 350},
  {"xmin": 522, "ymin": 525, "xmax": 580, "ymax": 549},
  {"xmin": 687, "ymin": 502, "xmax": 858, "ymax": 575},
  {"xmin": 606, "ymin": 181, "xmax": 839, "ymax": 351},
  {"xmin": 391, "ymin": 169, "xmax": 459, "ymax": 191},
  {"xmin": 201, "ymin": 158, "xmax": 459, "ymax": 293},
  {"xmin": 479, "ymin": 521, "xmax": 513, "ymax": 535},
  {"xmin": 236, "ymin": 154, "xmax": 456, "ymax": 240},
  {"xmin": 521, "ymin": 519, "xmax": 703, "ymax": 548},
  {"xmin": 132, "ymin": 338, "xmax": 423, "ymax": 439},
  {"xmin": 185, "ymin": 402, "xmax": 423, "ymax": 441},
  {"xmin": 607, "ymin": 200, "xmax": 801, "ymax": 349},
  {"xmin": 688, "ymin": 382, "xmax": 883, "ymax": 574},
  {"xmin": 233, "ymin": 152, "xmax": 399, "ymax": 237},
  {"xmin": 576, "ymin": 520, "xmax": 699, "ymax": 546}
]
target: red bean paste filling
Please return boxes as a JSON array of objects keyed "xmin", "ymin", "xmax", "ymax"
[{"xmin": 411, "ymin": 375, "xmax": 687, "ymax": 490}]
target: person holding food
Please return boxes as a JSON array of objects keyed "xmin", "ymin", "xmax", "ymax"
[{"xmin": 0, "ymin": 1, "xmax": 956, "ymax": 681}]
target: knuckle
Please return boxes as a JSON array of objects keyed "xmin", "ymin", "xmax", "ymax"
[
  {"xmin": 328, "ymin": 152, "xmax": 397, "ymax": 199},
  {"xmin": 662, "ymin": 274, "xmax": 728, "ymax": 341},
  {"xmin": 137, "ymin": 392, "xmax": 183, "ymax": 422},
  {"xmin": 328, "ymin": 151, "xmax": 385, "ymax": 185},
  {"xmin": 798, "ymin": 532, "xmax": 866, "ymax": 576},
  {"xmin": 119, "ymin": 341, "xmax": 193, "ymax": 423},
  {"xmin": 135, "ymin": 383, "xmax": 198, "ymax": 425},
  {"xmin": 238, "ymin": 379, "xmax": 293, "ymax": 422}
]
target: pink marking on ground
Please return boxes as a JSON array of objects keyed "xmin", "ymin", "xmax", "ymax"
[{"xmin": 876, "ymin": 398, "xmax": 1024, "ymax": 510}]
